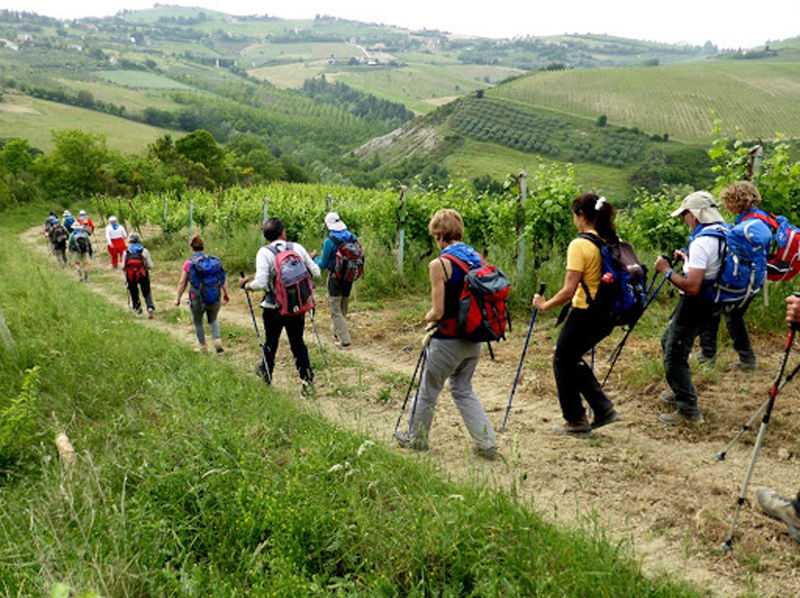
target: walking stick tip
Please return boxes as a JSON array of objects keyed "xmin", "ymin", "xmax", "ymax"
[{"xmin": 721, "ymin": 540, "xmax": 734, "ymax": 553}]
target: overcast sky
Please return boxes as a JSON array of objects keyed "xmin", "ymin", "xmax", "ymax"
[{"xmin": 4, "ymin": 0, "xmax": 799, "ymax": 49}]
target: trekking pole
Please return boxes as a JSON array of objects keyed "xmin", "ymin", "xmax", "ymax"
[
  {"xmin": 240, "ymin": 271, "xmax": 271, "ymax": 384},
  {"xmin": 721, "ymin": 325, "xmax": 796, "ymax": 553},
  {"xmin": 309, "ymin": 307, "xmax": 329, "ymax": 369},
  {"xmin": 715, "ymin": 353, "xmax": 800, "ymax": 461},
  {"xmin": 394, "ymin": 344, "xmax": 427, "ymax": 434},
  {"xmin": 502, "ymin": 282, "xmax": 546, "ymax": 431},
  {"xmin": 601, "ymin": 267, "xmax": 673, "ymax": 388},
  {"xmin": 395, "ymin": 322, "xmax": 437, "ymax": 433}
]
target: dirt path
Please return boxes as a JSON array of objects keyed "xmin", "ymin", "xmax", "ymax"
[{"xmin": 26, "ymin": 226, "xmax": 800, "ymax": 597}]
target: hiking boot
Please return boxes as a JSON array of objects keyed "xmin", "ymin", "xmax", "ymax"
[
  {"xmin": 301, "ymin": 379, "xmax": 315, "ymax": 397},
  {"xmin": 553, "ymin": 416, "xmax": 592, "ymax": 437},
  {"xmin": 213, "ymin": 340, "xmax": 224, "ymax": 354},
  {"xmin": 147, "ymin": 308, "xmax": 155, "ymax": 320},
  {"xmin": 339, "ymin": 343, "xmax": 352, "ymax": 351},
  {"xmin": 692, "ymin": 352, "xmax": 715, "ymax": 366},
  {"xmin": 592, "ymin": 408, "xmax": 620, "ymax": 429},
  {"xmin": 730, "ymin": 360, "xmax": 757, "ymax": 372},
  {"xmin": 658, "ymin": 409, "xmax": 704, "ymax": 425},
  {"xmin": 473, "ymin": 444, "xmax": 499, "ymax": 460},
  {"xmin": 394, "ymin": 429, "xmax": 429, "ymax": 451},
  {"xmin": 194, "ymin": 344, "xmax": 208, "ymax": 353},
  {"xmin": 135, "ymin": 308, "xmax": 143, "ymax": 318},
  {"xmin": 756, "ymin": 487, "xmax": 800, "ymax": 544},
  {"xmin": 660, "ymin": 389, "xmax": 677, "ymax": 405}
]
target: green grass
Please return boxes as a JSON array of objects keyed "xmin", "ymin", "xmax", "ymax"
[
  {"xmin": 493, "ymin": 62, "xmax": 800, "ymax": 143},
  {"xmin": 94, "ymin": 70, "xmax": 195, "ymax": 90},
  {"xmin": 0, "ymin": 92, "xmax": 176, "ymax": 153},
  {"xmin": 248, "ymin": 61, "xmax": 329, "ymax": 89},
  {"xmin": 54, "ymin": 78, "xmax": 181, "ymax": 113},
  {"xmin": 444, "ymin": 139, "xmax": 633, "ymax": 199},
  {"xmin": 0, "ymin": 203, "xmax": 706, "ymax": 597}
]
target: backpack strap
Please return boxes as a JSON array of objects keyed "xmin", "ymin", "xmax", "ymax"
[
  {"xmin": 437, "ymin": 254, "xmax": 471, "ymax": 337},
  {"xmin": 742, "ymin": 209, "xmax": 779, "ymax": 231},
  {"xmin": 577, "ymin": 232, "xmax": 604, "ymax": 305}
]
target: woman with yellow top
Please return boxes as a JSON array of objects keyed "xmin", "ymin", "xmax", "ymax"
[{"xmin": 532, "ymin": 193, "xmax": 620, "ymax": 436}]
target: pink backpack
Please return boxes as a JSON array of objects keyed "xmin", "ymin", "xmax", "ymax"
[{"xmin": 267, "ymin": 243, "xmax": 314, "ymax": 316}]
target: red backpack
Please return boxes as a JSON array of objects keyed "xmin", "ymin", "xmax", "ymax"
[
  {"xmin": 438, "ymin": 254, "xmax": 511, "ymax": 342},
  {"xmin": 267, "ymin": 243, "xmax": 315, "ymax": 316},
  {"xmin": 743, "ymin": 209, "xmax": 800, "ymax": 282},
  {"xmin": 124, "ymin": 247, "xmax": 147, "ymax": 283}
]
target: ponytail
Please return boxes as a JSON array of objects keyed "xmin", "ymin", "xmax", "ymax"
[{"xmin": 571, "ymin": 193, "xmax": 618, "ymax": 242}]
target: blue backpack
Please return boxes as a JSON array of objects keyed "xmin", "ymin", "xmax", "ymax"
[
  {"xmin": 693, "ymin": 221, "xmax": 769, "ymax": 307},
  {"xmin": 579, "ymin": 233, "xmax": 648, "ymax": 327},
  {"xmin": 188, "ymin": 253, "xmax": 225, "ymax": 304}
]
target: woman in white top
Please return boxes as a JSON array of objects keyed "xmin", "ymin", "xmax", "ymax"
[{"xmin": 105, "ymin": 216, "xmax": 128, "ymax": 268}]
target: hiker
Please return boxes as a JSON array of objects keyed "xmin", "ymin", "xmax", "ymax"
[
  {"xmin": 175, "ymin": 235, "xmax": 229, "ymax": 353},
  {"xmin": 76, "ymin": 210, "xmax": 95, "ymax": 236},
  {"xmin": 62, "ymin": 210, "xmax": 75, "ymax": 233},
  {"xmin": 48, "ymin": 216, "xmax": 69, "ymax": 267},
  {"xmin": 43, "ymin": 212, "xmax": 57, "ymax": 253},
  {"xmin": 394, "ymin": 208, "xmax": 498, "ymax": 458},
  {"xmin": 532, "ymin": 194, "xmax": 620, "ymax": 436},
  {"xmin": 68, "ymin": 222, "xmax": 92, "ymax": 282},
  {"xmin": 122, "ymin": 232, "xmax": 155, "ymax": 318},
  {"xmin": 310, "ymin": 212, "xmax": 363, "ymax": 350},
  {"xmin": 240, "ymin": 217, "xmax": 319, "ymax": 390},
  {"xmin": 694, "ymin": 181, "xmax": 770, "ymax": 371},
  {"xmin": 653, "ymin": 191, "xmax": 730, "ymax": 425},
  {"xmin": 105, "ymin": 216, "xmax": 128, "ymax": 268},
  {"xmin": 755, "ymin": 293, "xmax": 800, "ymax": 545}
]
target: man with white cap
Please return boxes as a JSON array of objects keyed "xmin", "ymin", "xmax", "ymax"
[
  {"xmin": 68, "ymin": 221, "xmax": 92, "ymax": 282},
  {"xmin": 652, "ymin": 191, "xmax": 727, "ymax": 425},
  {"xmin": 311, "ymin": 212, "xmax": 363, "ymax": 350},
  {"xmin": 105, "ymin": 215, "xmax": 128, "ymax": 268}
]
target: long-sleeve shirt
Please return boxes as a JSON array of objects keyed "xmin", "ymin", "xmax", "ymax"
[
  {"xmin": 250, "ymin": 240, "xmax": 320, "ymax": 309},
  {"xmin": 105, "ymin": 224, "xmax": 127, "ymax": 245},
  {"xmin": 122, "ymin": 247, "xmax": 154, "ymax": 270},
  {"xmin": 313, "ymin": 231, "xmax": 359, "ymax": 272}
]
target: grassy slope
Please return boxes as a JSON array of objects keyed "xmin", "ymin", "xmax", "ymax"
[
  {"xmin": 0, "ymin": 204, "xmax": 704, "ymax": 597},
  {"xmin": 493, "ymin": 62, "xmax": 800, "ymax": 143},
  {"xmin": 444, "ymin": 139, "xmax": 632, "ymax": 197},
  {"xmin": 0, "ymin": 92, "xmax": 176, "ymax": 153}
]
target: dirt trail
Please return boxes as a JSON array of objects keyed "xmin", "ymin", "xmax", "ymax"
[{"xmin": 25, "ymin": 226, "xmax": 800, "ymax": 597}]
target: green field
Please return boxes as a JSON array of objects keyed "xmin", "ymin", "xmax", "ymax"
[
  {"xmin": 443, "ymin": 139, "xmax": 632, "ymax": 199},
  {"xmin": 331, "ymin": 63, "xmax": 487, "ymax": 114},
  {"xmin": 0, "ymin": 92, "xmax": 174, "ymax": 153},
  {"xmin": 249, "ymin": 61, "xmax": 328, "ymax": 89},
  {"xmin": 493, "ymin": 62, "xmax": 800, "ymax": 143},
  {"xmin": 95, "ymin": 70, "xmax": 195, "ymax": 90},
  {"xmin": 55, "ymin": 79, "xmax": 181, "ymax": 113}
]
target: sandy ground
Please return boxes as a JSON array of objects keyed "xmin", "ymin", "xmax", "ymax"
[{"xmin": 26, "ymin": 225, "xmax": 800, "ymax": 597}]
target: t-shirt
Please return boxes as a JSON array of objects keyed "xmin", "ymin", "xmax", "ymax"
[
  {"xmin": 566, "ymin": 229, "xmax": 602, "ymax": 309},
  {"xmin": 685, "ymin": 235, "xmax": 722, "ymax": 280}
]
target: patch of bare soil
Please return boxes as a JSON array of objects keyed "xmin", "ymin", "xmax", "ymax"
[{"xmin": 24, "ymin": 225, "xmax": 800, "ymax": 596}]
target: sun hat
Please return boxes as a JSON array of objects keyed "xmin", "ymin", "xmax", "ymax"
[
  {"xmin": 109, "ymin": 216, "xmax": 117, "ymax": 223},
  {"xmin": 670, "ymin": 191, "xmax": 724, "ymax": 224},
  {"xmin": 324, "ymin": 212, "xmax": 346, "ymax": 232},
  {"xmin": 128, "ymin": 232, "xmax": 141, "ymax": 244},
  {"xmin": 63, "ymin": 210, "xmax": 71, "ymax": 216},
  {"xmin": 79, "ymin": 210, "xmax": 87, "ymax": 217}
]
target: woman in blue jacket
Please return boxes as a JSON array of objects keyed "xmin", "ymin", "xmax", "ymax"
[{"xmin": 311, "ymin": 212, "xmax": 359, "ymax": 349}]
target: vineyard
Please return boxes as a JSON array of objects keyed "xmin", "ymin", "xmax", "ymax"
[
  {"xmin": 492, "ymin": 62, "xmax": 800, "ymax": 143},
  {"xmin": 450, "ymin": 96, "xmax": 651, "ymax": 167}
]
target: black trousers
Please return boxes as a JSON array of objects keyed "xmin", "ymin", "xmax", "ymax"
[
  {"xmin": 553, "ymin": 307, "xmax": 615, "ymax": 423},
  {"xmin": 128, "ymin": 274, "xmax": 154, "ymax": 312},
  {"xmin": 262, "ymin": 308, "xmax": 313, "ymax": 383}
]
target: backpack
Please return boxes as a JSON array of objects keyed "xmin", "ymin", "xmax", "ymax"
[
  {"xmin": 267, "ymin": 243, "xmax": 314, "ymax": 316},
  {"xmin": 694, "ymin": 221, "xmax": 768, "ymax": 307},
  {"xmin": 579, "ymin": 233, "xmax": 648, "ymax": 327},
  {"xmin": 742, "ymin": 209, "xmax": 800, "ymax": 282},
  {"xmin": 51, "ymin": 224, "xmax": 68, "ymax": 246},
  {"xmin": 124, "ymin": 245, "xmax": 147, "ymax": 283},
  {"xmin": 332, "ymin": 235, "xmax": 364, "ymax": 282},
  {"xmin": 71, "ymin": 233, "xmax": 90, "ymax": 254},
  {"xmin": 439, "ymin": 253, "xmax": 511, "ymax": 342},
  {"xmin": 188, "ymin": 253, "xmax": 225, "ymax": 304}
]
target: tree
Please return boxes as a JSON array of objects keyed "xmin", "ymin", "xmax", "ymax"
[
  {"xmin": 175, "ymin": 129, "xmax": 229, "ymax": 188},
  {"xmin": 597, "ymin": 114, "xmax": 607, "ymax": 127},
  {"xmin": 38, "ymin": 129, "xmax": 111, "ymax": 200}
]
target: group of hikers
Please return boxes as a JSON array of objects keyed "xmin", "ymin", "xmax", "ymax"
[{"xmin": 42, "ymin": 184, "xmax": 800, "ymax": 546}]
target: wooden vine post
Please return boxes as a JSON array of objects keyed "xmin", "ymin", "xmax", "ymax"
[
  {"xmin": 396, "ymin": 186, "xmax": 407, "ymax": 280},
  {"xmin": 516, "ymin": 171, "xmax": 528, "ymax": 285}
]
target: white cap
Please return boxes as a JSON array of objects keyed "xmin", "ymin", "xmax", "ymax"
[
  {"xmin": 79, "ymin": 210, "xmax": 87, "ymax": 217},
  {"xmin": 324, "ymin": 212, "xmax": 346, "ymax": 232},
  {"xmin": 109, "ymin": 216, "xmax": 117, "ymax": 223}
]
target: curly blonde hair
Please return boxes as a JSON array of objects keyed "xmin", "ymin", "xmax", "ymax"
[
  {"xmin": 428, "ymin": 209, "xmax": 463, "ymax": 243},
  {"xmin": 719, "ymin": 181, "xmax": 761, "ymax": 213}
]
